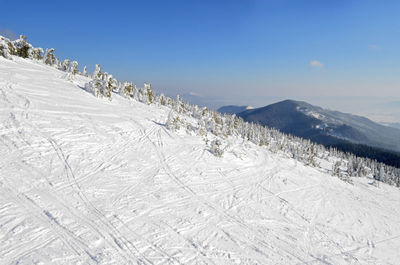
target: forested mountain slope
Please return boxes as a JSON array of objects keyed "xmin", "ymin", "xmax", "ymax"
[
  {"xmin": 237, "ymin": 100, "xmax": 400, "ymax": 152},
  {"xmin": 235, "ymin": 100, "xmax": 400, "ymax": 167}
]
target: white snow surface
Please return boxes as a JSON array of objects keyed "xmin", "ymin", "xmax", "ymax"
[{"xmin": 1, "ymin": 57, "xmax": 400, "ymax": 265}]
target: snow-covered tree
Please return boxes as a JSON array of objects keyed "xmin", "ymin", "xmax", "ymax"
[
  {"xmin": 83, "ymin": 66, "xmax": 88, "ymax": 76},
  {"xmin": 159, "ymin": 93, "xmax": 166, "ymax": 105},
  {"xmin": 165, "ymin": 111, "xmax": 182, "ymax": 131},
  {"xmin": 85, "ymin": 78, "xmax": 106, "ymax": 98},
  {"xmin": 70, "ymin": 61, "xmax": 79, "ymax": 75},
  {"xmin": 176, "ymin": 95, "xmax": 185, "ymax": 113},
  {"xmin": 93, "ymin": 64, "xmax": 102, "ymax": 79},
  {"xmin": 0, "ymin": 45, "xmax": 4, "ymax": 58},
  {"xmin": 122, "ymin": 82, "xmax": 134, "ymax": 98},
  {"xmin": 62, "ymin": 59, "xmax": 70, "ymax": 72},
  {"xmin": 210, "ymin": 139, "xmax": 223, "ymax": 157},
  {"xmin": 347, "ymin": 158, "xmax": 354, "ymax": 177},
  {"xmin": 44, "ymin": 48, "xmax": 56, "ymax": 65},
  {"xmin": 56, "ymin": 58, "xmax": 63, "ymax": 70},
  {"xmin": 15, "ymin": 35, "xmax": 30, "ymax": 58},
  {"xmin": 144, "ymin": 83, "xmax": 154, "ymax": 104},
  {"xmin": 0, "ymin": 36, "xmax": 10, "ymax": 58},
  {"xmin": 31, "ymin": 47, "xmax": 43, "ymax": 60},
  {"xmin": 105, "ymin": 74, "xmax": 117, "ymax": 99},
  {"xmin": 333, "ymin": 161, "xmax": 341, "ymax": 176},
  {"xmin": 7, "ymin": 40, "xmax": 16, "ymax": 56}
]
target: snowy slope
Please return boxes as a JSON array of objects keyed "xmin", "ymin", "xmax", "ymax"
[{"xmin": 1, "ymin": 57, "xmax": 400, "ymax": 265}]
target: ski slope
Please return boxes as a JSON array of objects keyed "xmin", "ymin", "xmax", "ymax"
[{"xmin": 1, "ymin": 57, "xmax": 400, "ymax": 265}]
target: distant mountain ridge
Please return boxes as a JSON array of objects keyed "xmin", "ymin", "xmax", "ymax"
[
  {"xmin": 218, "ymin": 100, "xmax": 400, "ymax": 167},
  {"xmin": 217, "ymin": 105, "xmax": 254, "ymax": 115},
  {"xmin": 237, "ymin": 100, "xmax": 400, "ymax": 152}
]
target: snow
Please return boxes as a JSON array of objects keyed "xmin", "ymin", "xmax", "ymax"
[{"xmin": 1, "ymin": 57, "xmax": 400, "ymax": 264}]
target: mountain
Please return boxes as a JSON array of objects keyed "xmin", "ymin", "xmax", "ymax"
[
  {"xmin": 237, "ymin": 100, "xmax": 400, "ymax": 154},
  {"xmin": 217, "ymin": 105, "xmax": 254, "ymax": 114},
  {"xmin": 2, "ymin": 37, "xmax": 400, "ymax": 264}
]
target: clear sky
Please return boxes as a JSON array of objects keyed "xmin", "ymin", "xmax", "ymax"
[{"xmin": 1, "ymin": 0, "xmax": 400, "ymax": 122}]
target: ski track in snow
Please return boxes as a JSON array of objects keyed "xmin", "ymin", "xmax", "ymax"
[{"xmin": 1, "ymin": 57, "xmax": 400, "ymax": 264}]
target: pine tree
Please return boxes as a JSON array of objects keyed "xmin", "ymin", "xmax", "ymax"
[
  {"xmin": 16, "ymin": 35, "xmax": 30, "ymax": 58},
  {"xmin": 333, "ymin": 161, "xmax": 341, "ymax": 176},
  {"xmin": 0, "ymin": 45, "xmax": 5, "ymax": 58},
  {"xmin": 144, "ymin": 83, "xmax": 154, "ymax": 104},
  {"xmin": 165, "ymin": 111, "xmax": 181, "ymax": 130},
  {"xmin": 44, "ymin": 48, "xmax": 56, "ymax": 65},
  {"xmin": 70, "ymin": 61, "xmax": 79, "ymax": 75},
  {"xmin": 102, "ymin": 72, "xmax": 108, "ymax": 81},
  {"xmin": 56, "ymin": 58, "xmax": 63, "ymax": 70},
  {"xmin": 31, "ymin": 48, "xmax": 43, "ymax": 60},
  {"xmin": 83, "ymin": 66, "xmax": 88, "ymax": 76},
  {"xmin": 123, "ymin": 82, "xmax": 134, "ymax": 98},
  {"xmin": 73, "ymin": 62, "xmax": 79, "ymax": 74},
  {"xmin": 347, "ymin": 158, "xmax": 354, "ymax": 177},
  {"xmin": 85, "ymin": 65, "xmax": 106, "ymax": 98},
  {"xmin": 93, "ymin": 64, "xmax": 102, "ymax": 79},
  {"xmin": 62, "ymin": 59, "xmax": 70, "ymax": 72},
  {"xmin": 176, "ymin": 95, "xmax": 185, "ymax": 113},
  {"xmin": 7, "ymin": 40, "xmax": 16, "ymax": 56},
  {"xmin": 137, "ymin": 88, "xmax": 144, "ymax": 102},
  {"xmin": 233, "ymin": 115, "xmax": 239, "ymax": 130},
  {"xmin": 210, "ymin": 139, "xmax": 223, "ymax": 157},
  {"xmin": 159, "ymin": 93, "xmax": 166, "ymax": 105},
  {"xmin": 105, "ymin": 75, "xmax": 117, "ymax": 100},
  {"xmin": 93, "ymin": 79, "xmax": 105, "ymax": 98}
]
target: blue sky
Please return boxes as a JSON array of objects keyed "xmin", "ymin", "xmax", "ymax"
[{"xmin": 1, "ymin": 0, "xmax": 400, "ymax": 120}]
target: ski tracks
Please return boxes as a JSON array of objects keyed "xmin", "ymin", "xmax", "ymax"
[{"xmin": 132, "ymin": 120, "xmax": 308, "ymax": 264}]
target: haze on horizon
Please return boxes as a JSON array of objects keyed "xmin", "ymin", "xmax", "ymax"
[{"xmin": 1, "ymin": 0, "xmax": 399, "ymax": 123}]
